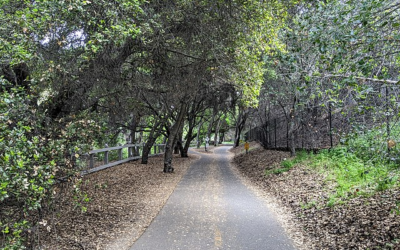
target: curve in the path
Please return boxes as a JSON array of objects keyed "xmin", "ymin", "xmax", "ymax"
[{"xmin": 130, "ymin": 146, "xmax": 296, "ymax": 250}]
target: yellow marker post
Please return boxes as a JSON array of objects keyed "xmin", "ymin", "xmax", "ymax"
[{"xmin": 244, "ymin": 141, "xmax": 249, "ymax": 154}]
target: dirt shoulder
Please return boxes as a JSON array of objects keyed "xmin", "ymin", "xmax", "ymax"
[
  {"xmin": 231, "ymin": 142, "xmax": 400, "ymax": 250},
  {"xmin": 37, "ymin": 154, "xmax": 199, "ymax": 250}
]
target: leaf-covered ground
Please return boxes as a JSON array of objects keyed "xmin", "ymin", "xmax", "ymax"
[
  {"xmin": 232, "ymin": 142, "xmax": 400, "ymax": 250},
  {"xmin": 35, "ymin": 154, "xmax": 198, "ymax": 250}
]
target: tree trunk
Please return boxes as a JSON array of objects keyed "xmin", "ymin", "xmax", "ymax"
[
  {"xmin": 196, "ymin": 120, "xmax": 203, "ymax": 148},
  {"xmin": 206, "ymin": 107, "xmax": 218, "ymax": 142},
  {"xmin": 181, "ymin": 114, "xmax": 198, "ymax": 157},
  {"xmin": 164, "ymin": 103, "xmax": 187, "ymax": 173},
  {"xmin": 177, "ymin": 140, "xmax": 186, "ymax": 157},
  {"xmin": 213, "ymin": 118, "xmax": 221, "ymax": 146},
  {"xmin": 173, "ymin": 143, "xmax": 180, "ymax": 154},
  {"xmin": 141, "ymin": 120, "xmax": 163, "ymax": 164},
  {"xmin": 220, "ymin": 131, "xmax": 225, "ymax": 144},
  {"xmin": 174, "ymin": 125, "xmax": 184, "ymax": 154},
  {"xmin": 234, "ymin": 109, "xmax": 248, "ymax": 147},
  {"xmin": 129, "ymin": 114, "xmax": 140, "ymax": 156}
]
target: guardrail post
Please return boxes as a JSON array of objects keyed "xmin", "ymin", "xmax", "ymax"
[
  {"xmin": 118, "ymin": 148, "xmax": 122, "ymax": 160},
  {"xmin": 90, "ymin": 153, "xmax": 94, "ymax": 168},
  {"xmin": 128, "ymin": 146, "xmax": 132, "ymax": 157},
  {"xmin": 158, "ymin": 144, "xmax": 161, "ymax": 153},
  {"xmin": 104, "ymin": 151, "xmax": 109, "ymax": 165}
]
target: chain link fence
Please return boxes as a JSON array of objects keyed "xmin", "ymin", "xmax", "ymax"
[{"xmin": 247, "ymin": 82, "xmax": 400, "ymax": 158}]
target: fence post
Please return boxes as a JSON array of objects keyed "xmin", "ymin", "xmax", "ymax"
[
  {"xmin": 128, "ymin": 146, "xmax": 132, "ymax": 157},
  {"xmin": 104, "ymin": 151, "xmax": 109, "ymax": 165},
  {"xmin": 386, "ymin": 85, "xmax": 391, "ymax": 152},
  {"xmin": 329, "ymin": 102, "xmax": 333, "ymax": 149},
  {"xmin": 118, "ymin": 148, "xmax": 122, "ymax": 160},
  {"xmin": 90, "ymin": 153, "xmax": 94, "ymax": 168}
]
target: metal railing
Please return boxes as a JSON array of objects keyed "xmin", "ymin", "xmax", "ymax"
[{"xmin": 82, "ymin": 144, "xmax": 166, "ymax": 175}]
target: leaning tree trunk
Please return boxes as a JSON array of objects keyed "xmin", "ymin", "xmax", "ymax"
[
  {"xmin": 164, "ymin": 103, "xmax": 187, "ymax": 172},
  {"xmin": 177, "ymin": 139, "xmax": 186, "ymax": 157},
  {"xmin": 181, "ymin": 114, "xmax": 198, "ymax": 157},
  {"xmin": 234, "ymin": 109, "xmax": 248, "ymax": 147},
  {"xmin": 174, "ymin": 126, "xmax": 184, "ymax": 154},
  {"xmin": 182, "ymin": 131, "xmax": 195, "ymax": 158},
  {"xmin": 141, "ymin": 120, "xmax": 162, "ymax": 164}
]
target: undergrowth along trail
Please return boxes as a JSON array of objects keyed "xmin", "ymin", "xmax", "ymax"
[{"xmin": 232, "ymin": 142, "xmax": 400, "ymax": 249}]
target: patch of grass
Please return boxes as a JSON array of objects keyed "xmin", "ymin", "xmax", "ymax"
[
  {"xmin": 265, "ymin": 150, "xmax": 309, "ymax": 175},
  {"xmin": 271, "ymin": 146, "xmax": 399, "ymax": 207},
  {"xmin": 293, "ymin": 147, "xmax": 399, "ymax": 206}
]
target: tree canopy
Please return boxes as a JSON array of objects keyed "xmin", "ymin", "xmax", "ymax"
[{"xmin": 1, "ymin": 0, "xmax": 292, "ymax": 248}]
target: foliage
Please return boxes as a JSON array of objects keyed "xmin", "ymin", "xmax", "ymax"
[
  {"xmin": 0, "ymin": 83, "xmax": 104, "ymax": 248},
  {"xmin": 344, "ymin": 122, "xmax": 400, "ymax": 166},
  {"xmin": 286, "ymin": 146, "xmax": 399, "ymax": 207},
  {"xmin": 0, "ymin": 86, "xmax": 54, "ymax": 248},
  {"xmin": 0, "ymin": 0, "xmax": 294, "ymax": 247}
]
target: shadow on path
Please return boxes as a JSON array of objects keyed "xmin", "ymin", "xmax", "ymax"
[{"xmin": 130, "ymin": 146, "xmax": 296, "ymax": 250}]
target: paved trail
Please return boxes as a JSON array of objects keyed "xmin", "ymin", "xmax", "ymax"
[{"xmin": 130, "ymin": 146, "xmax": 295, "ymax": 250}]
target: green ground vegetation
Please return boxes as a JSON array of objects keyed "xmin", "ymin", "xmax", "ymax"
[{"xmin": 268, "ymin": 126, "xmax": 400, "ymax": 207}]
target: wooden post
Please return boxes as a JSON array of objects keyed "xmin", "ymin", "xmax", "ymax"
[
  {"xmin": 90, "ymin": 153, "xmax": 94, "ymax": 168},
  {"xmin": 118, "ymin": 148, "xmax": 122, "ymax": 160},
  {"xmin": 104, "ymin": 151, "xmax": 109, "ymax": 165},
  {"xmin": 128, "ymin": 146, "xmax": 132, "ymax": 157}
]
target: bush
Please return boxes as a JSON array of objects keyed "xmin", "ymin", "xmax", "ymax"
[{"xmin": 0, "ymin": 85, "xmax": 103, "ymax": 248}]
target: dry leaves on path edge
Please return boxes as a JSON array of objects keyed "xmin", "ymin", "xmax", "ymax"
[
  {"xmin": 231, "ymin": 142, "xmax": 400, "ymax": 250},
  {"xmin": 37, "ymin": 154, "xmax": 199, "ymax": 250}
]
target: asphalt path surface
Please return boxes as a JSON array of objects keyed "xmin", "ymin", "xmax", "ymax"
[{"xmin": 130, "ymin": 146, "xmax": 296, "ymax": 250}]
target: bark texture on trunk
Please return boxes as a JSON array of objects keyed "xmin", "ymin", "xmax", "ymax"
[
  {"xmin": 213, "ymin": 118, "xmax": 221, "ymax": 146},
  {"xmin": 196, "ymin": 121, "xmax": 203, "ymax": 148},
  {"xmin": 141, "ymin": 120, "xmax": 163, "ymax": 164},
  {"xmin": 234, "ymin": 109, "xmax": 248, "ymax": 148},
  {"xmin": 164, "ymin": 103, "xmax": 187, "ymax": 173}
]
